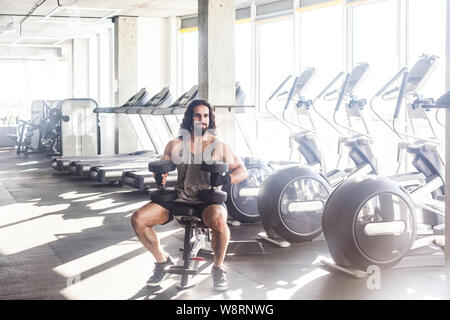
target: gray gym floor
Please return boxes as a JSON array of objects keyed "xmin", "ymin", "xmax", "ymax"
[{"xmin": 1, "ymin": 148, "xmax": 449, "ymax": 300}]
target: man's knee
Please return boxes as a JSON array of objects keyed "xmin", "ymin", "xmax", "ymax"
[
  {"xmin": 131, "ymin": 203, "xmax": 168, "ymax": 229},
  {"xmin": 203, "ymin": 206, "xmax": 229, "ymax": 232},
  {"xmin": 131, "ymin": 208, "xmax": 145, "ymax": 229}
]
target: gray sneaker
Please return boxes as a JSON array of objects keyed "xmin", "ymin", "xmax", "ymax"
[
  {"xmin": 146, "ymin": 257, "xmax": 174, "ymax": 286},
  {"xmin": 212, "ymin": 266, "xmax": 228, "ymax": 291}
]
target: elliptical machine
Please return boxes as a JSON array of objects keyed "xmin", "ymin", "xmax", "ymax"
[
  {"xmin": 257, "ymin": 62, "xmax": 379, "ymax": 245},
  {"xmin": 221, "ymin": 71, "xmax": 318, "ymax": 224},
  {"xmin": 321, "ymin": 54, "xmax": 445, "ymax": 271}
]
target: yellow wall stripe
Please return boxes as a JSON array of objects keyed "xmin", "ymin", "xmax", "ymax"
[
  {"xmin": 255, "ymin": 14, "xmax": 293, "ymax": 24},
  {"xmin": 347, "ymin": 0, "xmax": 379, "ymax": 7},
  {"xmin": 179, "ymin": 26, "xmax": 198, "ymax": 33},
  {"xmin": 236, "ymin": 18, "xmax": 251, "ymax": 24}
]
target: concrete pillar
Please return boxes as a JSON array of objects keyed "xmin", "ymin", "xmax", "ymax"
[
  {"xmin": 445, "ymin": 0, "xmax": 450, "ymax": 266},
  {"xmin": 198, "ymin": 0, "xmax": 237, "ymax": 150},
  {"xmin": 114, "ymin": 16, "xmax": 139, "ymax": 153}
]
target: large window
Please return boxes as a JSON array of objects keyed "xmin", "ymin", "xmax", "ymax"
[
  {"xmin": 408, "ymin": 0, "xmax": 446, "ymax": 99},
  {"xmin": 256, "ymin": 17, "xmax": 294, "ymax": 160},
  {"xmin": 258, "ymin": 17, "xmax": 294, "ymax": 111},
  {"xmin": 408, "ymin": 0, "xmax": 446, "ymax": 157},
  {"xmin": 175, "ymin": 0, "xmax": 448, "ymax": 164},
  {"xmin": 351, "ymin": 0, "xmax": 400, "ymax": 175},
  {"xmin": 299, "ymin": 4, "xmax": 344, "ymax": 99},
  {"xmin": 235, "ymin": 21, "xmax": 252, "ymax": 103},
  {"xmin": 352, "ymin": 0, "xmax": 398, "ymax": 100},
  {"xmin": 0, "ymin": 59, "xmax": 68, "ymax": 123},
  {"xmin": 180, "ymin": 30, "xmax": 198, "ymax": 93},
  {"xmin": 298, "ymin": 3, "xmax": 344, "ymax": 172},
  {"xmin": 0, "ymin": 60, "xmax": 27, "ymax": 122}
]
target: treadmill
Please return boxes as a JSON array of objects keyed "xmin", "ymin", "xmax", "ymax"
[
  {"xmin": 88, "ymin": 86, "xmax": 199, "ymax": 183},
  {"xmin": 121, "ymin": 83, "xmax": 247, "ymax": 190},
  {"xmin": 69, "ymin": 88, "xmax": 174, "ymax": 176},
  {"xmin": 51, "ymin": 88, "xmax": 163, "ymax": 171}
]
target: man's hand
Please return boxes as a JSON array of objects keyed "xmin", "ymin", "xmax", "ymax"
[
  {"xmin": 211, "ymin": 173, "xmax": 231, "ymax": 187},
  {"xmin": 153, "ymin": 172, "xmax": 168, "ymax": 185}
]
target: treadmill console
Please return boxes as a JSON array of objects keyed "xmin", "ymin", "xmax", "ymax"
[
  {"xmin": 179, "ymin": 85, "xmax": 199, "ymax": 106},
  {"xmin": 125, "ymin": 88, "xmax": 147, "ymax": 106},
  {"xmin": 149, "ymin": 87, "xmax": 170, "ymax": 106}
]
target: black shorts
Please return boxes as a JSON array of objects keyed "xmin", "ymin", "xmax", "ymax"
[{"xmin": 153, "ymin": 201, "xmax": 227, "ymax": 225}]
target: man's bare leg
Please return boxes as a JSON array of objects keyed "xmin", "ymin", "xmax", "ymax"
[
  {"xmin": 131, "ymin": 202, "xmax": 171, "ymax": 263},
  {"xmin": 202, "ymin": 204, "xmax": 230, "ymax": 267}
]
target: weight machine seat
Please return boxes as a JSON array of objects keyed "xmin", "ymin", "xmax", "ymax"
[
  {"xmin": 171, "ymin": 202, "xmax": 212, "ymax": 227},
  {"xmin": 165, "ymin": 201, "xmax": 212, "ymax": 290}
]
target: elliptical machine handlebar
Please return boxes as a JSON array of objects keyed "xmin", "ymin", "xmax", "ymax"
[
  {"xmin": 264, "ymin": 75, "xmax": 294, "ymax": 131},
  {"xmin": 334, "ymin": 73, "xmax": 351, "ymax": 112},
  {"xmin": 268, "ymin": 75, "xmax": 292, "ymax": 101},
  {"xmin": 283, "ymin": 76, "xmax": 300, "ymax": 110},
  {"xmin": 310, "ymin": 72, "xmax": 345, "ymax": 135},
  {"xmin": 375, "ymin": 67, "xmax": 408, "ymax": 99},
  {"xmin": 314, "ymin": 72, "xmax": 345, "ymax": 103},
  {"xmin": 392, "ymin": 71, "xmax": 439, "ymax": 144},
  {"xmin": 393, "ymin": 71, "xmax": 409, "ymax": 120},
  {"xmin": 369, "ymin": 67, "xmax": 409, "ymax": 140},
  {"xmin": 332, "ymin": 71, "xmax": 371, "ymax": 138}
]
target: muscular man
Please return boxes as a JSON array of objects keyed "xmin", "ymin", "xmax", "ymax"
[{"xmin": 131, "ymin": 99, "xmax": 248, "ymax": 291}]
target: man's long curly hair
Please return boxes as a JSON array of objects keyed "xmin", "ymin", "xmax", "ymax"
[{"xmin": 179, "ymin": 99, "xmax": 216, "ymax": 138}]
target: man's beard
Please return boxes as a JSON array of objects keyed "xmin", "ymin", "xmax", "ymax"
[{"xmin": 193, "ymin": 123, "xmax": 207, "ymax": 136}]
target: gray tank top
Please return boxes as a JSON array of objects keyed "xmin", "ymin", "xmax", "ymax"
[{"xmin": 174, "ymin": 148, "xmax": 222, "ymax": 203}]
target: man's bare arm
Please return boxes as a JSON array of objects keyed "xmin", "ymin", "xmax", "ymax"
[
  {"xmin": 158, "ymin": 139, "xmax": 179, "ymax": 184},
  {"xmin": 160, "ymin": 139, "xmax": 179, "ymax": 161},
  {"xmin": 221, "ymin": 143, "xmax": 248, "ymax": 185}
]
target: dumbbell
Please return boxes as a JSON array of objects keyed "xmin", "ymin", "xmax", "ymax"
[
  {"xmin": 198, "ymin": 162, "xmax": 229, "ymax": 203},
  {"xmin": 148, "ymin": 160, "xmax": 178, "ymax": 202}
]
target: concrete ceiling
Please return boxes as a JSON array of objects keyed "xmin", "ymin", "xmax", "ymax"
[{"xmin": 0, "ymin": 0, "xmax": 250, "ymax": 46}]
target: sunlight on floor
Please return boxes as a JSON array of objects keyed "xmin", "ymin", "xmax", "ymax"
[
  {"xmin": 265, "ymin": 268, "xmax": 329, "ymax": 300},
  {"xmin": 86, "ymin": 198, "xmax": 127, "ymax": 211},
  {"xmin": 20, "ymin": 168, "xmax": 39, "ymax": 172},
  {"xmin": 101, "ymin": 201, "xmax": 149, "ymax": 215},
  {"xmin": 0, "ymin": 202, "xmax": 70, "ymax": 227},
  {"xmin": 0, "ymin": 212, "xmax": 104, "ymax": 255},
  {"xmin": 73, "ymin": 190, "xmax": 134, "ymax": 203},
  {"xmin": 59, "ymin": 191, "xmax": 101, "ymax": 200},
  {"xmin": 16, "ymin": 161, "xmax": 41, "ymax": 166},
  {"xmin": 54, "ymin": 229, "xmax": 182, "ymax": 278},
  {"xmin": 58, "ymin": 229, "xmax": 183, "ymax": 299}
]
